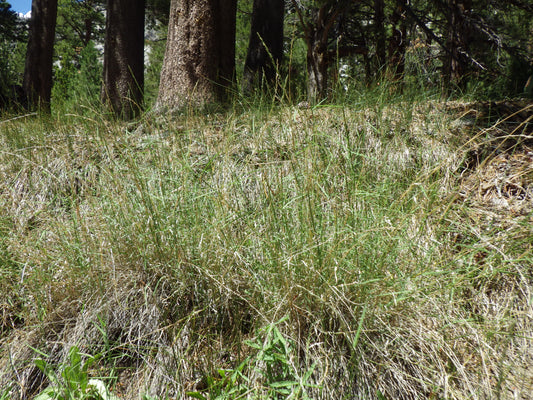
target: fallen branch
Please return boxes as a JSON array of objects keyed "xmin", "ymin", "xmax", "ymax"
[{"xmin": 0, "ymin": 112, "xmax": 37, "ymax": 124}]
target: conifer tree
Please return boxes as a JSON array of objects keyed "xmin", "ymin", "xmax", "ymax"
[
  {"xmin": 101, "ymin": 0, "xmax": 145, "ymax": 119},
  {"xmin": 23, "ymin": 0, "xmax": 58, "ymax": 111},
  {"xmin": 156, "ymin": 0, "xmax": 237, "ymax": 110}
]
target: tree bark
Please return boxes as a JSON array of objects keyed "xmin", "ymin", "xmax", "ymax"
[
  {"xmin": 307, "ymin": 34, "xmax": 328, "ymax": 103},
  {"xmin": 23, "ymin": 0, "xmax": 58, "ymax": 112},
  {"xmin": 305, "ymin": 5, "xmax": 337, "ymax": 103},
  {"xmin": 443, "ymin": 0, "xmax": 472, "ymax": 87},
  {"xmin": 101, "ymin": 0, "xmax": 145, "ymax": 119},
  {"xmin": 156, "ymin": 0, "xmax": 237, "ymax": 110},
  {"xmin": 242, "ymin": 0, "xmax": 285, "ymax": 94}
]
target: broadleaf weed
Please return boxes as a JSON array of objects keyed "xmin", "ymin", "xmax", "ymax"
[{"xmin": 33, "ymin": 345, "xmax": 116, "ymax": 400}]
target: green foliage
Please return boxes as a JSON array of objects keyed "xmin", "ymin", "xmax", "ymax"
[
  {"xmin": 235, "ymin": 0, "xmax": 253, "ymax": 82},
  {"xmin": 50, "ymin": 0, "xmax": 104, "ymax": 112},
  {"xmin": 34, "ymin": 346, "xmax": 117, "ymax": 400},
  {"xmin": 56, "ymin": 0, "xmax": 105, "ymax": 47},
  {"xmin": 145, "ymin": 29, "xmax": 167, "ymax": 108},
  {"xmin": 52, "ymin": 41, "xmax": 102, "ymax": 111},
  {"xmin": 144, "ymin": 0, "xmax": 173, "ymax": 107},
  {"xmin": 462, "ymin": 4, "xmax": 532, "ymax": 98},
  {"xmin": 0, "ymin": 2, "xmax": 26, "ymax": 107},
  {"xmin": 146, "ymin": 0, "xmax": 170, "ymax": 25},
  {"xmin": 77, "ymin": 42, "xmax": 101, "ymax": 101},
  {"xmin": 245, "ymin": 316, "xmax": 318, "ymax": 399},
  {"xmin": 0, "ymin": 39, "xmax": 26, "ymax": 103},
  {"xmin": 0, "ymin": 1, "xmax": 26, "ymax": 41},
  {"xmin": 52, "ymin": 44, "xmax": 78, "ymax": 103},
  {"xmin": 186, "ymin": 361, "xmax": 249, "ymax": 400},
  {"xmin": 284, "ymin": 31, "xmax": 309, "ymax": 102},
  {"xmin": 188, "ymin": 317, "xmax": 318, "ymax": 399},
  {"xmin": 283, "ymin": 0, "xmax": 533, "ymax": 100}
]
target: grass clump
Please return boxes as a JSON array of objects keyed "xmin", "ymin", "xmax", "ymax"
[{"xmin": 0, "ymin": 97, "xmax": 532, "ymax": 399}]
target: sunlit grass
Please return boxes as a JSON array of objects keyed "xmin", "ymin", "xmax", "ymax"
[{"xmin": 0, "ymin": 94, "xmax": 531, "ymax": 398}]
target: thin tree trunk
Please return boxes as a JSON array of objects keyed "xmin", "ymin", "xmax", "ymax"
[
  {"xmin": 242, "ymin": 0, "xmax": 285, "ymax": 94},
  {"xmin": 23, "ymin": 0, "xmax": 58, "ymax": 112},
  {"xmin": 443, "ymin": 0, "xmax": 472, "ymax": 87},
  {"xmin": 388, "ymin": 0, "xmax": 407, "ymax": 82},
  {"xmin": 81, "ymin": 0, "xmax": 97, "ymax": 45},
  {"xmin": 305, "ymin": 5, "xmax": 338, "ymax": 103},
  {"xmin": 526, "ymin": 27, "xmax": 533, "ymax": 96},
  {"xmin": 101, "ymin": 0, "xmax": 145, "ymax": 119},
  {"xmin": 307, "ymin": 35, "xmax": 328, "ymax": 103},
  {"xmin": 156, "ymin": 0, "xmax": 237, "ymax": 110}
]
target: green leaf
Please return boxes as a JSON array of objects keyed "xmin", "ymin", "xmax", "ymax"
[
  {"xmin": 302, "ymin": 361, "xmax": 317, "ymax": 382},
  {"xmin": 217, "ymin": 369, "xmax": 229, "ymax": 379},
  {"xmin": 63, "ymin": 346, "xmax": 83, "ymax": 388},
  {"xmin": 273, "ymin": 327, "xmax": 288, "ymax": 351},
  {"xmin": 29, "ymin": 345, "xmax": 50, "ymax": 358},
  {"xmin": 34, "ymin": 359, "xmax": 59, "ymax": 385},
  {"xmin": 244, "ymin": 340, "xmax": 262, "ymax": 350},
  {"xmin": 34, "ymin": 387, "xmax": 60, "ymax": 400},
  {"xmin": 68, "ymin": 345, "xmax": 82, "ymax": 368},
  {"xmin": 268, "ymin": 380, "xmax": 298, "ymax": 388},
  {"xmin": 185, "ymin": 392, "xmax": 208, "ymax": 400},
  {"xmin": 34, "ymin": 358, "xmax": 48, "ymax": 374}
]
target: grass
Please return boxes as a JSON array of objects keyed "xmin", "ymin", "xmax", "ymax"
[{"xmin": 0, "ymin": 91, "xmax": 532, "ymax": 399}]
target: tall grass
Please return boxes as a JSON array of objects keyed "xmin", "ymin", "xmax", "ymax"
[{"xmin": 0, "ymin": 93, "xmax": 531, "ymax": 399}]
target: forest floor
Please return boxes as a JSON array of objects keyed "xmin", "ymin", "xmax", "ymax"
[{"xmin": 0, "ymin": 98, "xmax": 532, "ymax": 399}]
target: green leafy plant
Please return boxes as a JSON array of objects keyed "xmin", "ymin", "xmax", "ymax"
[
  {"xmin": 186, "ymin": 360, "xmax": 249, "ymax": 400},
  {"xmin": 34, "ymin": 346, "xmax": 117, "ymax": 400},
  {"xmin": 188, "ymin": 316, "xmax": 318, "ymax": 399},
  {"xmin": 246, "ymin": 316, "xmax": 317, "ymax": 399}
]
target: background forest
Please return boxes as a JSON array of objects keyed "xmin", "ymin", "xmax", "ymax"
[
  {"xmin": 0, "ymin": 1, "xmax": 533, "ymax": 399},
  {"xmin": 0, "ymin": 0, "xmax": 532, "ymax": 115}
]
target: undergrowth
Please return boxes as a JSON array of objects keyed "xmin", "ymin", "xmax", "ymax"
[{"xmin": 0, "ymin": 92, "xmax": 531, "ymax": 399}]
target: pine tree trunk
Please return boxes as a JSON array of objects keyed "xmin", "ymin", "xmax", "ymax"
[
  {"xmin": 242, "ymin": 0, "xmax": 285, "ymax": 94},
  {"xmin": 156, "ymin": 0, "xmax": 237, "ymax": 110},
  {"xmin": 23, "ymin": 0, "xmax": 58, "ymax": 112},
  {"xmin": 101, "ymin": 0, "xmax": 145, "ymax": 119}
]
